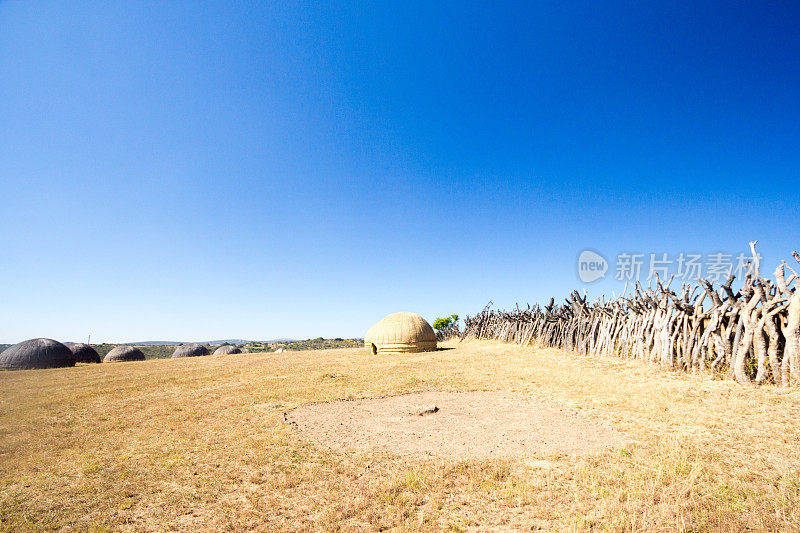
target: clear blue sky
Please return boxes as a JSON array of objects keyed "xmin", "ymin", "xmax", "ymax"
[{"xmin": 1, "ymin": 1, "xmax": 798, "ymax": 343}]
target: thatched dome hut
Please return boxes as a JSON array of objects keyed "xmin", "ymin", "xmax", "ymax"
[
  {"xmin": 64, "ymin": 342, "xmax": 101, "ymax": 364},
  {"xmin": 0, "ymin": 338, "xmax": 76, "ymax": 370},
  {"xmin": 213, "ymin": 345, "xmax": 242, "ymax": 355},
  {"xmin": 364, "ymin": 312, "xmax": 437, "ymax": 354},
  {"xmin": 104, "ymin": 346, "xmax": 146, "ymax": 362},
  {"xmin": 172, "ymin": 343, "xmax": 209, "ymax": 358}
]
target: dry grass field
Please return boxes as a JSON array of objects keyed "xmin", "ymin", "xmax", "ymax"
[{"xmin": 1, "ymin": 340, "xmax": 800, "ymax": 531}]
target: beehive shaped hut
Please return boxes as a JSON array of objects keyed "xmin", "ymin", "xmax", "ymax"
[
  {"xmin": 64, "ymin": 342, "xmax": 101, "ymax": 364},
  {"xmin": 213, "ymin": 345, "xmax": 241, "ymax": 356},
  {"xmin": 364, "ymin": 312, "xmax": 437, "ymax": 354},
  {"xmin": 172, "ymin": 343, "xmax": 209, "ymax": 358},
  {"xmin": 104, "ymin": 346, "xmax": 146, "ymax": 362},
  {"xmin": 0, "ymin": 338, "xmax": 76, "ymax": 370}
]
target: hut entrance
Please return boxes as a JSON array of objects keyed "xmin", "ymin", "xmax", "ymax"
[{"xmin": 370, "ymin": 343, "xmax": 377, "ymax": 355}]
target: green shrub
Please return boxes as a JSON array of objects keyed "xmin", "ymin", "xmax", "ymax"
[{"xmin": 433, "ymin": 314, "xmax": 459, "ymax": 331}]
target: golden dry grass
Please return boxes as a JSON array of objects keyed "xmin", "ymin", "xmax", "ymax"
[{"xmin": 1, "ymin": 340, "xmax": 799, "ymax": 531}]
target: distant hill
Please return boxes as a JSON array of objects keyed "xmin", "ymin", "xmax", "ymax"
[
  {"xmin": 1, "ymin": 339, "xmax": 363, "ymax": 355},
  {"xmin": 205, "ymin": 339, "xmax": 263, "ymax": 345},
  {"xmin": 121, "ymin": 339, "xmax": 297, "ymax": 346},
  {"xmin": 258, "ymin": 338, "xmax": 364, "ymax": 351},
  {"xmin": 122, "ymin": 341, "xmax": 182, "ymax": 346}
]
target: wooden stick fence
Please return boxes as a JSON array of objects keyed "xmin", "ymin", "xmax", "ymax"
[{"xmin": 460, "ymin": 242, "xmax": 800, "ymax": 386}]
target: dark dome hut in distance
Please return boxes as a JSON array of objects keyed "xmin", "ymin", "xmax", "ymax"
[
  {"xmin": 64, "ymin": 342, "xmax": 101, "ymax": 364},
  {"xmin": 172, "ymin": 343, "xmax": 209, "ymax": 358},
  {"xmin": 213, "ymin": 345, "xmax": 242, "ymax": 356},
  {"xmin": 104, "ymin": 346, "xmax": 146, "ymax": 362},
  {"xmin": 0, "ymin": 338, "xmax": 76, "ymax": 370}
]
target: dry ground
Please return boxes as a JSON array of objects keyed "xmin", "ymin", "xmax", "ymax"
[
  {"xmin": 288, "ymin": 391, "xmax": 620, "ymax": 459},
  {"xmin": 0, "ymin": 340, "xmax": 799, "ymax": 531}
]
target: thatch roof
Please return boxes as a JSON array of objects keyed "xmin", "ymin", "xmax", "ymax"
[
  {"xmin": 0, "ymin": 338, "xmax": 76, "ymax": 370},
  {"xmin": 364, "ymin": 312, "xmax": 437, "ymax": 354},
  {"xmin": 104, "ymin": 346, "xmax": 146, "ymax": 362},
  {"xmin": 213, "ymin": 345, "xmax": 242, "ymax": 356},
  {"xmin": 172, "ymin": 343, "xmax": 210, "ymax": 358},
  {"xmin": 64, "ymin": 342, "xmax": 101, "ymax": 364}
]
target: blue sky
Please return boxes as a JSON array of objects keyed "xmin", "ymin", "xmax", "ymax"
[{"xmin": 1, "ymin": 1, "xmax": 798, "ymax": 343}]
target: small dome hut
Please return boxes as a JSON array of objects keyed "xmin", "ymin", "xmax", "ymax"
[
  {"xmin": 364, "ymin": 312, "xmax": 437, "ymax": 354},
  {"xmin": 0, "ymin": 338, "xmax": 76, "ymax": 370},
  {"xmin": 64, "ymin": 342, "xmax": 101, "ymax": 364},
  {"xmin": 172, "ymin": 343, "xmax": 210, "ymax": 358},
  {"xmin": 104, "ymin": 346, "xmax": 146, "ymax": 362},
  {"xmin": 213, "ymin": 345, "xmax": 241, "ymax": 356}
]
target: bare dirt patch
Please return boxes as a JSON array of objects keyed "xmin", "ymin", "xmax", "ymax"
[{"xmin": 287, "ymin": 391, "xmax": 621, "ymax": 459}]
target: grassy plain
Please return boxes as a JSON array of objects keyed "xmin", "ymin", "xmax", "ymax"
[{"xmin": 1, "ymin": 340, "xmax": 799, "ymax": 531}]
